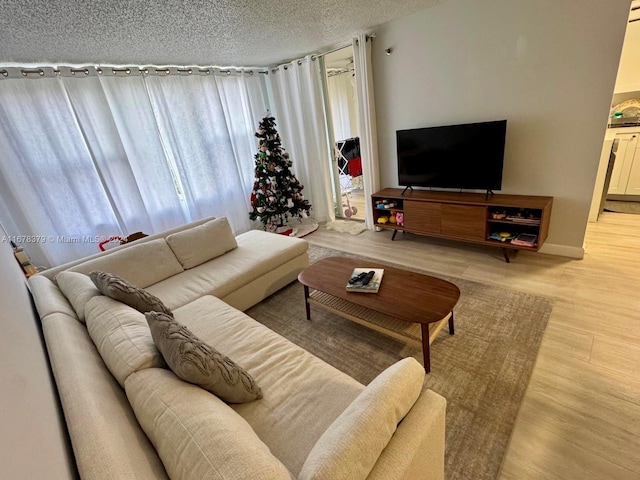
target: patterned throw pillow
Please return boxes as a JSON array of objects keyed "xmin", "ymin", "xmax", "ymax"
[
  {"xmin": 89, "ymin": 271, "xmax": 173, "ymax": 316},
  {"xmin": 145, "ymin": 311, "xmax": 262, "ymax": 404}
]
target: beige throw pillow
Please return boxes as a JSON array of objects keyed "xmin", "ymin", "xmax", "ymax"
[
  {"xmin": 299, "ymin": 357, "xmax": 425, "ymax": 480},
  {"xmin": 165, "ymin": 217, "xmax": 237, "ymax": 269},
  {"xmin": 145, "ymin": 311, "xmax": 262, "ymax": 404},
  {"xmin": 89, "ymin": 271, "xmax": 172, "ymax": 316}
]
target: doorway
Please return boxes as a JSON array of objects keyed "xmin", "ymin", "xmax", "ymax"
[
  {"xmin": 323, "ymin": 46, "xmax": 365, "ymax": 221},
  {"xmin": 590, "ymin": 1, "xmax": 640, "ymax": 221}
]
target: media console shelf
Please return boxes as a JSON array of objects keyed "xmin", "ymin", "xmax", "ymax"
[{"xmin": 372, "ymin": 188, "xmax": 553, "ymax": 262}]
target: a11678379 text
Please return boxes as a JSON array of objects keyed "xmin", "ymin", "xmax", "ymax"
[{"xmin": 1, "ymin": 235, "xmax": 109, "ymax": 244}]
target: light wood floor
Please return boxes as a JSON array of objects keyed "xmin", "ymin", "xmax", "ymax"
[{"xmin": 304, "ymin": 211, "xmax": 640, "ymax": 480}]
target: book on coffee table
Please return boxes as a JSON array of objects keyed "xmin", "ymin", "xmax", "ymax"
[{"xmin": 346, "ymin": 268, "xmax": 384, "ymax": 293}]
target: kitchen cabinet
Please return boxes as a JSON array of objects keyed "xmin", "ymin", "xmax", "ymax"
[
  {"xmin": 626, "ymin": 147, "xmax": 640, "ymax": 195},
  {"xmin": 608, "ymin": 132, "xmax": 640, "ymax": 195}
]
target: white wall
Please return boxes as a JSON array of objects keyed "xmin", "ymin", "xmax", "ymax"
[
  {"xmin": 0, "ymin": 240, "xmax": 76, "ymax": 478},
  {"xmin": 372, "ymin": 0, "xmax": 630, "ymax": 254}
]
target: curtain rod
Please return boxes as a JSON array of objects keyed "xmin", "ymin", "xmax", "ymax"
[
  {"xmin": 270, "ymin": 33, "xmax": 375, "ymax": 72},
  {"xmin": 0, "ymin": 65, "xmax": 270, "ymax": 80},
  {"xmin": 313, "ymin": 33, "xmax": 375, "ymax": 60},
  {"xmin": 1, "ymin": 34, "xmax": 376, "ymax": 79},
  {"xmin": 327, "ymin": 68, "xmax": 354, "ymax": 78},
  {"xmin": 311, "ymin": 42, "xmax": 354, "ymax": 61}
]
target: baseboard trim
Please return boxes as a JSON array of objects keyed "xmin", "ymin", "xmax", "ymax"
[{"xmin": 538, "ymin": 243, "xmax": 584, "ymax": 259}]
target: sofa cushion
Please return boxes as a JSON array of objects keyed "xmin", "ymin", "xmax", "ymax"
[
  {"xmin": 89, "ymin": 271, "xmax": 172, "ymax": 316},
  {"xmin": 69, "ymin": 238, "xmax": 184, "ymax": 288},
  {"xmin": 146, "ymin": 311, "xmax": 262, "ymax": 404},
  {"xmin": 56, "ymin": 271, "xmax": 102, "ymax": 323},
  {"xmin": 173, "ymin": 296, "xmax": 364, "ymax": 476},
  {"xmin": 42, "ymin": 312, "xmax": 169, "ymax": 480},
  {"xmin": 166, "ymin": 217, "xmax": 238, "ymax": 269},
  {"xmin": 298, "ymin": 357, "xmax": 425, "ymax": 480},
  {"xmin": 146, "ymin": 230, "xmax": 308, "ymax": 310},
  {"xmin": 85, "ymin": 296, "xmax": 166, "ymax": 387},
  {"xmin": 125, "ymin": 368, "xmax": 293, "ymax": 480}
]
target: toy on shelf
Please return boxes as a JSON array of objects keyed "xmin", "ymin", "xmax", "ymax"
[
  {"xmin": 396, "ymin": 212, "xmax": 404, "ymax": 226},
  {"xmin": 389, "ymin": 213, "xmax": 397, "ymax": 224},
  {"xmin": 487, "ymin": 231, "xmax": 514, "ymax": 242},
  {"xmin": 377, "ymin": 216, "xmax": 389, "ymax": 224},
  {"xmin": 375, "ymin": 199, "xmax": 396, "ymax": 209}
]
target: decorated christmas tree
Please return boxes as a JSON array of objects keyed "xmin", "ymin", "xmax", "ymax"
[{"xmin": 249, "ymin": 116, "xmax": 312, "ymax": 230}]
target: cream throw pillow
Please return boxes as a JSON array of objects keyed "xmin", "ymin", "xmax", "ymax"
[
  {"xmin": 85, "ymin": 296, "xmax": 166, "ymax": 387},
  {"xmin": 125, "ymin": 368, "xmax": 292, "ymax": 480},
  {"xmin": 70, "ymin": 238, "xmax": 184, "ymax": 288},
  {"xmin": 299, "ymin": 357, "xmax": 425, "ymax": 480},
  {"xmin": 56, "ymin": 271, "xmax": 102, "ymax": 322},
  {"xmin": 165, "ymin": 217, "xmax": 237, "ymax": 269},
  {"xmin": 145, "ymin": 311, "xmax": 262, "ymax": 404},
  {"xmin": 89, "ymin": 271, "xmax": 172, "ymax": 316}
]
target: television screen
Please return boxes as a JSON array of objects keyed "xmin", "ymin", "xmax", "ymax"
[{"xmin": 397, "ymin": 120, "xmax": 507, "ymax": 191}]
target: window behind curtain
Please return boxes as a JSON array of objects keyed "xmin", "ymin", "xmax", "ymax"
[{"xmin": 0, "ymin": 70, "xmax": 267, "ymax": 267}]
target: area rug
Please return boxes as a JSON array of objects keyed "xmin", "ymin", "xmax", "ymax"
[
  {"xmin": 247, "ymin": 245, "xmax": 553, "ymax": 480},
  {"xmin": 324, "ymin": 219, "xmax": 368, "ymax": 235},
  {"xmin": 604, "ymin": 199, "xmax": 640, "ymax": 214}
]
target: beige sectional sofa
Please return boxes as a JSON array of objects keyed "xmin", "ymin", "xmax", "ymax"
[{"xmin": 28, "ymin": 216, "xmax": 447, "ymax": 480}]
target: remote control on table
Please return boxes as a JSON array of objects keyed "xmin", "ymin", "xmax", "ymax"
[
  {"xmin": 348, "ymin": 272, "xmax": 368, "ymax": 284},
  {"xmin": 361, "ymin": 270, "xmax": 376, "ymax": 286}
]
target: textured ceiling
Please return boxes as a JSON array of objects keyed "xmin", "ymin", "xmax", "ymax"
[{"xmin": 0, "ymin": 0, "xmax": 443, "ymax": 67}]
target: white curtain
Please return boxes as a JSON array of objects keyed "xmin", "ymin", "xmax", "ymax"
[
  {"xmin": 0, "ymin": 70, "xmax": 267, "ymax": 267},
  {"xmin": 266, "ymin": 56, "xmax": 335, "ymax": 224},
  {"xmin": 353, "ymin": 34, "xmax": 381, "ymax": 229},
  {"xmin": 64, "ymin": 74, "xmax": 186, "ymax": 235},
  {"xmin": 0, "ymin": 78, "xmax": 122, "ymax": 265},
  {"xmin": 62, "ymin": 76, "xmax": 155, "ymax": 236},
  {"xmin": 327, "ymin": 73, "xmax": 356, "ymax": 142},
  {"xmin": 144, "ymin": 74, "xmax": 264, "ymax": 232}
]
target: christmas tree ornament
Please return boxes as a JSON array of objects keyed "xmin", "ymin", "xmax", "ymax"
[{"xmin": 249, "ymin": 115, "xmax": 312, "ymax": 230}]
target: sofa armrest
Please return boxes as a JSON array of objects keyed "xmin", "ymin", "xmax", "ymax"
[{"xmin": 366, "ymin": 389, "xmax": 446, "ymax": 480}]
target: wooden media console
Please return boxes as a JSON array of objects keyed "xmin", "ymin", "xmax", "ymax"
[{"xmin": 372, "ymin": 188, "xmax": 553, "ymax": 262}]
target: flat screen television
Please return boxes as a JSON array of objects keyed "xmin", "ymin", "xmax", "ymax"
[{"xmin": 396, "ymin": 120, "xmax": 507, "ymax": 192}]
